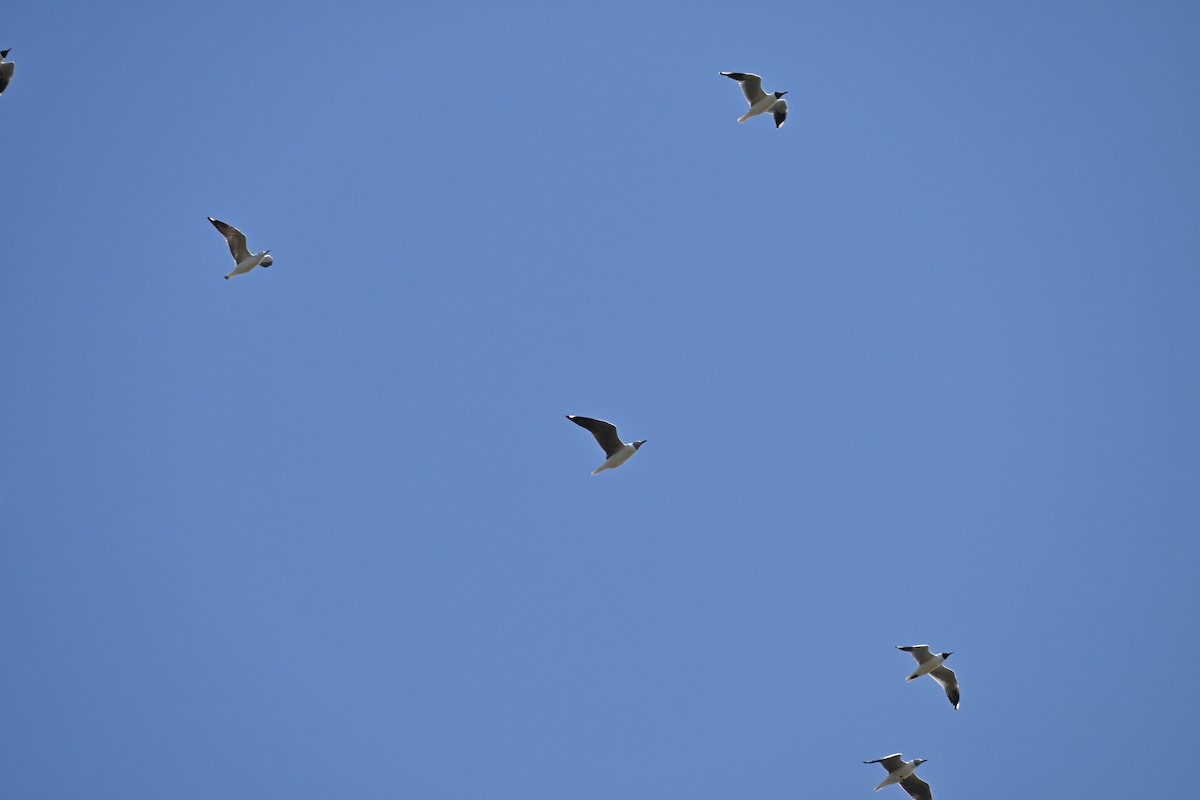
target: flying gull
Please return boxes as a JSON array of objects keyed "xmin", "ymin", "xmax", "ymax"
[
  {"xmin": 864, "ymin": 754, "xmax": 932, "ymax": 800},
  {"xmin": 566, "ymin": 416, "xmax": 647, "ymax": 475},
  {"xmin": 208, "ymin": 217, "xmax": 274, "ymax": 280},
  {"xmin": 720, "ymin": 72, "xmax": 788, "ymax": 128},
  {"xmin": 0, "ymin": 50, "xmax": 14, "ymax": 96},
  {"xmin": 897, "ymin": 645, "xmax": 960, "ymax": 710}
]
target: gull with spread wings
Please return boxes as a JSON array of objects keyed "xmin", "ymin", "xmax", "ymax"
[
  {"xmin": 720, "ymin": 71, "xmax": 788, "ymax": 128},
  {"xmin": 896, "ymin": 644, "xmax": 960, "ymax": 710},
  {"xmin": 566, "ymin": 416, "xmax": 647, "ymax": 475},
  {"xmin": 208, "ymin": 217, "xmax": 274, "ymax": 280},
  {"xmin": 864, "ymin": 754, "xmax": 933, "ymax": 800}
]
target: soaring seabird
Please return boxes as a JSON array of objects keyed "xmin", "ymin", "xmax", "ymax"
[
  {"xmin": 864, "ymin": 754, "xmax": 932, "ymax": 800},
  {"xmin": 720, "ymin": 72, "xmax": 788, "ymax": 128},
  {"xmin": 208, "ymin": 217, "xmax": 273, "ymax": 279},
  {"xmin": 897, "ymin": 645, "xmax": 960, "ymax": 710},
  {"xmin": 0, "ymin": 50, "xmax": 14, "ymax": 96},
  {"xmin": 566, "ymin": 416, "xmax": 647, "ymax": 475}
]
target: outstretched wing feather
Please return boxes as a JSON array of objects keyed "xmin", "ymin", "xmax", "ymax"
[
  {"xmin": 721, "ymin": 72, "xmax": 766, "ymax": 105},
  {"xmin": 208, "ymin": 217, "xmax": 251, "ymax": 262},
  {"xmin": 567, "ymin": 416, "xmax": 624, "ymax": 458}
]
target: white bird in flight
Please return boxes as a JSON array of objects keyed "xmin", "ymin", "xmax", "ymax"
[
  {"xmin": 864, "ymin": 754, "xmax": 932, "ymax": 800},
  {"xmin": 720, "ymin": 71, "xmax": 788, "ymax": 128},
  {"xmin": 0, "ymin": 49, "xmax": 14, "ymax": 96},
  {"xmin": 896, "ymin": 644, "xmax": 960, "ymax": 709},
  {"xmin": 208, "ymin": 217, "xmax": 274, "ymax": 280},
  {"xmin": 566, "ymin": 416, "xmax": 647, "ymax": 475}
]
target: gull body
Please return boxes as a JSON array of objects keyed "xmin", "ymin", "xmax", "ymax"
[
  {"xmin": 897, "ymin": 645, "xmax": 960, "ymax": 709},
  {"xmin": 0, "ymin": 50, "xmax": 14, "ymax": 96},
  {"xmin": 208, "ymin": 217, "xmax": 273, "ymax": 279},
  {"xmin": 864, "ymin": 755, "xmax": 931, "ymax": 800},
  {"xmin": 566, "ymin": 415, "xmax": 646, "ymax": 475},
  {"xmin": 720, "ymin": 71, "xmax": 788, "ymax": 128}
]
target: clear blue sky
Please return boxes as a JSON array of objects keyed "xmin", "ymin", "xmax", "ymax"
[{"xmin": 3, "ymin": 2, "xmax": 1198, "ymax": 797}]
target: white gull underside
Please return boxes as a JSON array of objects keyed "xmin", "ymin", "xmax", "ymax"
[{"xmin": 592, "ymin": 443, "xmax": 637, "ymax": 475}]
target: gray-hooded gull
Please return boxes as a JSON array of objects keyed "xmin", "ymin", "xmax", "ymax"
[
  {"xmin": 896, "ymin": 645, "xmax": 960, "ymax": 710},
  {"xmin": 864, "ymin": 754, "xmax": 932, "ymax": 800},
  {"xmin": 208, "ymin": 217, "xmax": 273, "ymax": 280},
  {"xmin": 720, "ymin": 71, "xmax": 788, "ymax": 128},
  {"xmin": 566, "ymin": 416, "xmax": 647, "ymax": 475}
]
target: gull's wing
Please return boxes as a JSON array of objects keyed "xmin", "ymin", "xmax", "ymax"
[
  {"xmin": 208, "ymin": 217, "xmax": 251, "ymax": 263},
  {"xmin": 864, "ymin": 754, "xmax": 906, "ymax": 773},
  {"xmin": 897, "ymin": 645, "xmax": 934, "ymax": 664},
  {"xmin": 0, "ymin": 60, "xmax": 13, "ymax": 94},
  {"xmin": 771, "ymin": 98, "xmax": 788, "ymax": 128},
  {"xmin": 930, "ymin": 665, "xmax": 960, "ymax": 709},
  {"xmin": 720, "ymin": 72, "xmax": 766, "ymax": 105},
  {"xmin": 567, "ymin": 415, "xmax": 624, "ymax": 458},
  {"xmin": 899, "ymin": 775, "xmax": 932, "ymax": 800}
]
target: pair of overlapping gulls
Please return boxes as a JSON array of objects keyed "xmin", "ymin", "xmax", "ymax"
[
  {"xmin": 0, "ymin": 49, "xmax": 14, "ymax": 96},
  {"xmin": 207, "ymin": 217, "xmax": 273, "ymax": 280},
  {"xmin": 865, "ymin": 645, "xmax": 961, "ymax": 799}
]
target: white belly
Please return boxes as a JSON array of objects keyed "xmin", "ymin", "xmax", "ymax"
[
  {"xmin": 752, "ymin": 95, "xmax": 777, "ymax": 115},
  {"xmin": 592, "ymin": 445, "xmax": 635, "ymax": 475},
  {"xmin": 917, "ymin": 655, "xmax": 944, "ymax": 676},
  {"xmin": 229, "ymin": 255, "xmax": 262, "ymax": 277}
]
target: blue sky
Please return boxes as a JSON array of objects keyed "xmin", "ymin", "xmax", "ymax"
[{"xmin": 2, "ymin": 1, "xmax": 1198, "ymax": 797}]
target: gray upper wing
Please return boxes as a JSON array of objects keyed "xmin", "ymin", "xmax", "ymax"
[
  {"xmin": 864, "ymin": 754, "xmax": 906, "ymax": 773},
  {"xmin": 208, "ymin": 217, "xmax": 251, "ymax": 263},
  {"xmin": 721, "ymin": 72, "xmax": 766, "ymax": 105},
  {"xmin": 930, "ymin": 665, "xmax": 960, "ymax": 709},
  {"xmin": 567, "ymin": 415, "xmax": 624, "ymax": 458},
  {"xmin": 897, "ymin": 645, "xmax": 934, "ymax": 664},
  {"xmin": 899, "ymin": 775, "xmax": 932, "ymax": 800}
]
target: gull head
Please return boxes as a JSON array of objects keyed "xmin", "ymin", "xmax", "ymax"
[
  {"xmin": 775, "ymin": 91, "xmax": 788, "ymax": 98},
  {"xmin": 941, "ymin": 651, "xmax": 953, "ymax": 659},
  {"xmin": 914, "ymin": 758, "xmax": 927, "ymax": 766},
  {"xmin": 0, "ymin": 49, "xmax": 10, "ymax": 59},
  {"xmin": 632, "ymin": 440, "xmax": 647, "ymax": 449}
]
